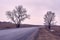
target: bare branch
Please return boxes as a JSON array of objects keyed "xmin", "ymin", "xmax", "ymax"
[{"xmin": 6, "ymin": 5, "xmax": 30, "ymax": 28}]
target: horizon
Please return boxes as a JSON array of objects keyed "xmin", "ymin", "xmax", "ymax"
[{"xmin": 0, "ymin": 0, "xmax": 60, "ymax": 25}]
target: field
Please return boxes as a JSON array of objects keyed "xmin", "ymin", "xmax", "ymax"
[{"xmin": 37, "ymin": 26, "xmax": 60, "ymax": 40}]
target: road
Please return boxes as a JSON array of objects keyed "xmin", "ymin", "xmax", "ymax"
[{"xmin": 0, "ymin": 27, "xmax": 39, "ymax": 40}]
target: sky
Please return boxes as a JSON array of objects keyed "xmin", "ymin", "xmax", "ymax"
[{"xmin": 0, "ymin": 0, "xmax": 60, "ymax": 25}]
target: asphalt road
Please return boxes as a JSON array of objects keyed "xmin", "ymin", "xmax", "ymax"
[{"xmin": 0, "ymin": 27, "xmax": 39, "ymax": 40}]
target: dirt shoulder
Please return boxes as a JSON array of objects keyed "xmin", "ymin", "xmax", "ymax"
[{"xmin": 37, "ymin": 28, "xmax": 60, "ymax": 40}]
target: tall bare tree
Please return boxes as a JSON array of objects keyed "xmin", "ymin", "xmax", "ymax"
[
  {"xmin": 6, "ymin": 5, "xmax": 30, "ymax": 28},
  {"xmin": 44, "ymin": 11, "xmax": 55, "ymax": 30}
]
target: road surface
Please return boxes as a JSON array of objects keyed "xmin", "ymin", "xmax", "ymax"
[{"xmin": 0, "ymin": 27, "xmax": 39, "ymax": 40}]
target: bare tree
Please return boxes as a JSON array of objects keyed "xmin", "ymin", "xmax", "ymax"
[
  {"xmin": 44, "ymin": 11, "xmax": 55, "ymax": 30},
  {"xmin": 6, "ymin": 5, "xmax": 30, "ymax": 28}
]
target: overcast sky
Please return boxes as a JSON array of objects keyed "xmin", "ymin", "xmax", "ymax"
[{"xmin": 0, "ymin": 0, "xmax": 60, "ymax": 25}]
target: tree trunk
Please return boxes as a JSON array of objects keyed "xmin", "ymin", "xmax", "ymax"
[
  {"xmin": 48, "ymin": 23, "xmax": 51, "ymax": 30},
  {"xmin": 49, "ymin": 25, "xmax": 50, "ymax": 30},
  {"xmin": 16, "ymin": 24, "xmax": 20, "ymax": 28},
  {"xmin": 16, "ymin": 21, "xmax": 21, "ymax": 28}
]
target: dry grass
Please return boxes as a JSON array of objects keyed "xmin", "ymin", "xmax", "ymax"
[
  {"xmin": 51, "ymin": 26, "xmax": 60, "ymax": 37},
  {"xmin": 37, "ymin": 27, "xmax": 60, "ymax": 40}
]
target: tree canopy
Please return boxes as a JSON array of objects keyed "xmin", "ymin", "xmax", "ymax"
[
  {"xmin": 6, "ymin": 5, "xmax": 30, "ymax": 28},
  {"xmin": 44, "ymin": 11, "xmax": 55, "ymax": 29}
]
